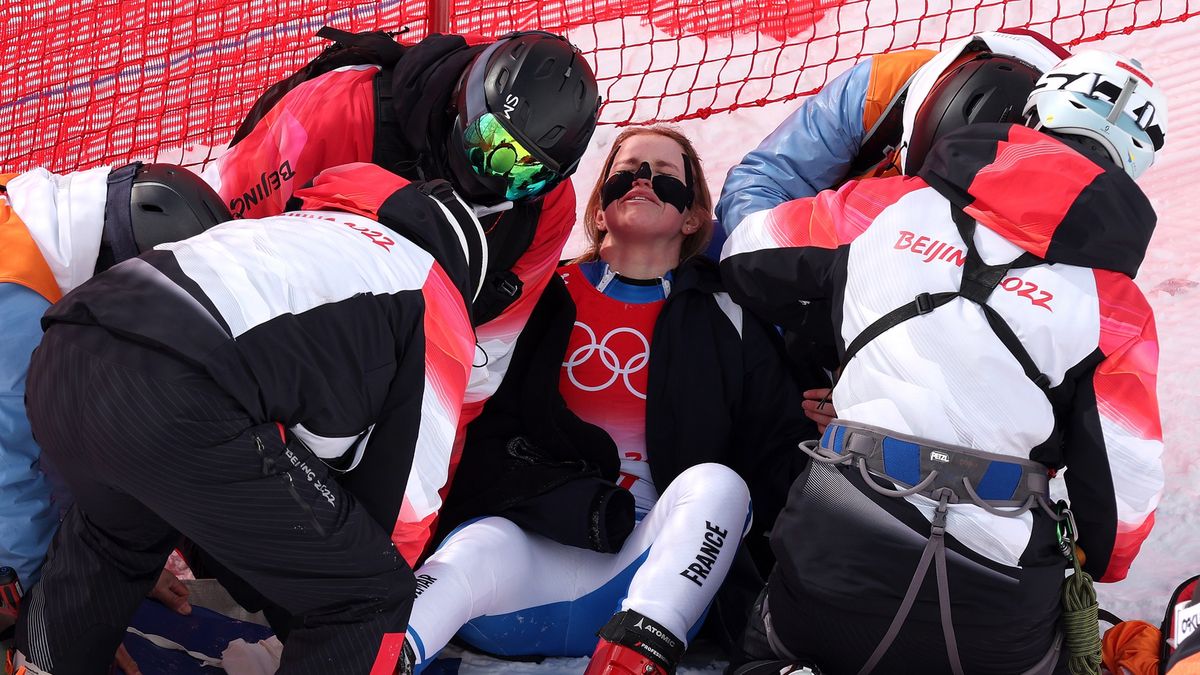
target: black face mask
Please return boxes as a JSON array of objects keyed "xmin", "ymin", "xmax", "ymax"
[{"xmin": 600, "ymin": 154, "xmax": 695, "ymax": 213}]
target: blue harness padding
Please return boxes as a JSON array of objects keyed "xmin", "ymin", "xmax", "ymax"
[
  {"xmin": 122, "ymin": 599, "xmax": 274, "ymax": 674},
  {"xmin": 819, "ymin": 421, "xmax": 1045, "ymax": 505}
]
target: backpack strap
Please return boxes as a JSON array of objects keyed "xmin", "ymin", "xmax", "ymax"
[
  {"xmin": 372, "ymin": 66, "xmax": 413, "ymax": 176},
  {"xmin": 313, "ymin": 26, "xmax": 406, "ymax": 61},
  {"xmin": 228, "ymin": 27, "xmax": 407, "ymax": 147},
  {"xmin": 950, "ymin": 207, "xmax": 1050, "ymax": 390},
  {"xmin": 840, "ymin": 204, "xmax": 1051, "ymax": 394},
  {"xmin": 99, "ymin": 162, "xmax": 143, "ymax": 267},
  {"xmin": 470, "ymin": 206, "xmax": 541, "ymax": 326},
  {"xmin": 840, "ymin": 289, "xmax": 957, "ymax": 365}
]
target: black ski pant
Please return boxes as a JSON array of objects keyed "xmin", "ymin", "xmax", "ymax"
[
  {"xmin": 739, "ymin": 573, "xmax": 1069, "ymax": 675},
  {"xmin": 16, "ymin": 324, "xmax": 414, "ymax": 674},
  {"xmin": 742, "ymin": 461, "xmax": 1069, "ymax": 675}
]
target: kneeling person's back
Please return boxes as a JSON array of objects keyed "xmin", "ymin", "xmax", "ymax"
[
  {"xmin": 14, "ymin": 162, "xmax": 489, "ymax": 675},
  {"xmin": 721, "ymin": 49, "xmax": 1167, "ymax": 675}
]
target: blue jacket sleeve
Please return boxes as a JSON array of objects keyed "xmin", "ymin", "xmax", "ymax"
[
  {"xmin": 715, "ymin": 57, "xmax": 874, "ymax": 235},
  {"xmin": 0, "ymin": 283, "xmax": 59, "ymax": 586}
]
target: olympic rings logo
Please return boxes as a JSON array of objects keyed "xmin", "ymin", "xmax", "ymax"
[{"xmin": 562, "ymin": 321, "xmax": 650, "ymax": 399}]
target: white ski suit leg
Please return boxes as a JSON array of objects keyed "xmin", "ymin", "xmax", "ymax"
[{"xmin": 405, "ymin": 463, "xmax": 751, "ymax": 668}]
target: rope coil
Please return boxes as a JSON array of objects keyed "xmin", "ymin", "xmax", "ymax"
[{"xmin": 1058, "ymin": 506, "xmax": 1102, "ymax": 675}]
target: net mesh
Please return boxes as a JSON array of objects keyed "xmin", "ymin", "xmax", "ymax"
[{"xmin": 3, "ymin": 0, "xmax": 1195, "ymax": 173}]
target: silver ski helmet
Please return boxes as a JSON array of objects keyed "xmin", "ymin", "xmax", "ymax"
[{"xmin": 447, "ymin": 31, "xmax": 601, "ymax": 204}]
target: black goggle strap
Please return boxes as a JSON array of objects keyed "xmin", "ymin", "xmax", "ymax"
[{"xmin": 600, "ymin": 153, "xmax": 695, "ymax": 214}]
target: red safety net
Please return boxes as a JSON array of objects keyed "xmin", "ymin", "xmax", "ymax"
[{"xmin": 3, "ymin": 0, "xmax": 1196, "ymax": 174}]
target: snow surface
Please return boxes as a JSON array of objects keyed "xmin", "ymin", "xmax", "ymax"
[{"xmin": 448, "ymin": 10, "xmax": 1200, "ymax": 675}]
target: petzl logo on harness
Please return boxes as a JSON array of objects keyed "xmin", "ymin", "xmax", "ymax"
[{"xmin": 930, "ymin": 450, "xmax": 951, "ymax": 463}]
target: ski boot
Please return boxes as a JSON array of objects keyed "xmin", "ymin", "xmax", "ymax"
[{"xmin": 585, "ymin": 610, "xmax": 684, "ymax": 675}]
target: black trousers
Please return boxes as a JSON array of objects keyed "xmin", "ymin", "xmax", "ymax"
[
  {"xmin": 17, "ymin": 324, "xmax": 414, "ymax": 674},
  {"xmin": 741, "ymin": 571, "xmax": 1069, "ymax": 675},
  {"xmin": 745, "ymin": 458, "xmax": 1069, "ymax": 675}
]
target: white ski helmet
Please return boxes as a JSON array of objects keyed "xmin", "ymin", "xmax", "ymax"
[{"xmin": 1023, "ymin": 50, "xmax": 1167, "ymax": 179}]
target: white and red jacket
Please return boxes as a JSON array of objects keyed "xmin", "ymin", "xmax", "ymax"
[
  {"xmin": 199, "ymin": 47, "xmax": 577, "ymax": 562},
  {"xmin": 720, "ymin": 123, "xmax": 1162, "ymax": 583},
  {"xmin": 44, "ymin": 163, "xmax": 487, "ymax": 555}
]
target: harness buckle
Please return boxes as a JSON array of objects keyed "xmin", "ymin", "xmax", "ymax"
[
  {"xmin": 494, "ymin": 273, "xmax": 522, "ymax": 298},
  {"xmin": 914, "ymin": 292, "xmax": 935, "ymax": 315},
  {"xmin": 929, "ymin": 488, "xmax": 953, "ymax": 537}
]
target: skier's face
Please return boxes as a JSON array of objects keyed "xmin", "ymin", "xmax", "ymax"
[{"xmin": 596, "ymin": 134, "xmax": 698, "ymax": 247}]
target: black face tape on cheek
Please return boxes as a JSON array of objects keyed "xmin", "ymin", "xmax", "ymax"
[
  {"xmin": 601, "ymin": 171, "xmax": 636, "ymax": 210},
  {"xmin": 651, "ymin": 175, "xmax": 691, "ymax": 213},
  {"xmin": 652, "ymin": 154, "xmax": 695, "ymax": 214}
]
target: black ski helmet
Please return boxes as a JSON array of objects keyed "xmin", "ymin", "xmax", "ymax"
[
  {"xmin": 96, "ymin": 162, "xmax": 231, "ymax": 272},
  {"xmin": 904, "ymin": 52, "xmax": 1043, "ymax": 175},
  {"xmin": 447, "ymin": 31, "xmax": 601, "ymax": 204}
]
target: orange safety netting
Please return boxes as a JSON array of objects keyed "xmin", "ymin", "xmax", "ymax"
[{"xmin": 2, "ymin": 0, "xmax": 1196, "ymax": 173}]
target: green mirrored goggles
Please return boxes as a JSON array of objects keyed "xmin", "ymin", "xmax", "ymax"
[{"xmin": 463, "ymin": 112, "xmax": 560, "ymax": 200}]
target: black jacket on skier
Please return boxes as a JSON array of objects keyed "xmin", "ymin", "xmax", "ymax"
[
  {"xmin": 439, "ymin": 258, "xmax": 816, "ymax": 564},
  {"xmin": 721, "ymin": 48, "xmax": 1166, "ymax": 674},
  {"xmin": 14, "ymin": 163, "xmax": 490, "ymax": 675}
]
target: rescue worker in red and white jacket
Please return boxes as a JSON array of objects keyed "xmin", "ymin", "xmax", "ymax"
[
  {"xmin": 12, "ymin": 163, "xmax": 491, "ymax": 675},
  {"xmin": 721, "ymin": 50, "xmax": 1167, "ymax": 675},
  {"xmin": 201, "ymin": 29, "xmax": 601, "ymax": 564},
  {"xmin": 716, "ymin": 29, "xmax": 1069, "ymax": 390}
]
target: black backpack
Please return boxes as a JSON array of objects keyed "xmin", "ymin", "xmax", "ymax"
[{"xmin": 228, "ymin": 27, "xmax": 408, "ymax": 148}]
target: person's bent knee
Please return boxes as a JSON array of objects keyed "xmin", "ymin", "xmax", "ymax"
[
  {"xmin": 295, "ymin": 559, "xmax": 416, "ymax": 629},
  {"xmin": 435, "ymin": 516, "xmax": 534, "ymax": 562},
  {"xmin": 672, "ymin": 463, "xmax": 751, "ymax": 509}
]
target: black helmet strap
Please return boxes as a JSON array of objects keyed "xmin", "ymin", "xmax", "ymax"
[{"xmin": 100, "ymin": 161, "xmax": 144, "ymax": 270}]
